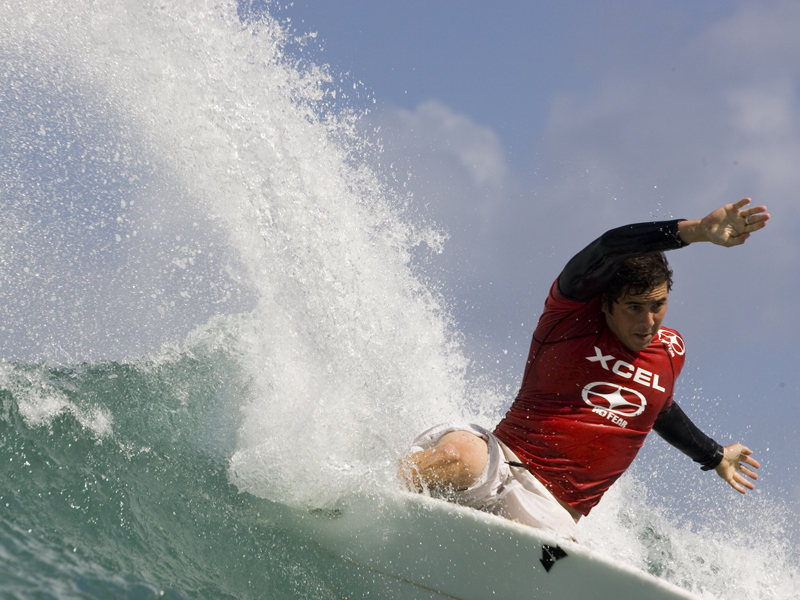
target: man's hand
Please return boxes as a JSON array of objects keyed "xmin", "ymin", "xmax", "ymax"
[
  {"xmin": 679, "ymin": 198, "xmax": 770, "ymax": 246},
  {"xmin": 715, "ymin": 443, "xmax": 760, "ymax": 494}
]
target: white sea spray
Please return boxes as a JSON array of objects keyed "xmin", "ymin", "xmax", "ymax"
[{"xmin": 0, "ymin": 363, "xmax": 113, "ymax": 438}]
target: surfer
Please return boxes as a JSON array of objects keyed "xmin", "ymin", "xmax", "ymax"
[{"xmin": 400, "ymin": 199, "xmax": 767, "ymax": 541}]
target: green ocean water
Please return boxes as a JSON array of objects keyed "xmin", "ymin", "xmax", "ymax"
[
  {"xmin": 0, "ymin": 350, "xmax": 301, "ymax": 599},
  {"xmin": 0, "ymin": 341, "xmax": 397, "ymax": 599}
]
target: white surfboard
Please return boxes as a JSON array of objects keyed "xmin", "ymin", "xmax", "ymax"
[{"xmin": 299, "ymin": 491, "xmax": 701, "ymax": 600}]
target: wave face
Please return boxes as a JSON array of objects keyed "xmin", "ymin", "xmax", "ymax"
[{"xmin": 0, "ymin": 2, "xmax": 797, "ymax": 599}]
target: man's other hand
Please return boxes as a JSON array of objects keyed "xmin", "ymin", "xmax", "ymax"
[{"xmin": 715, "ymin": 443, "xmax": 760, "ymax": 494}]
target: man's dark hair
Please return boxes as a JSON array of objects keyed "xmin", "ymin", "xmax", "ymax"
[{"xmin": 603, "ymin": 252, "xmax": 673, "ymax": 312}]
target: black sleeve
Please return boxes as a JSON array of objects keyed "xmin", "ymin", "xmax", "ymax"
[
  {"xmin": 557, "ymin": 219, "xmax": 689, "ymax": 302},
  {"xmin": 652, "ymin": 401, "xmax": 724, "ymax": 471}
]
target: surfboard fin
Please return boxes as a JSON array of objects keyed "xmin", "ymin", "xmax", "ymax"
[{"xmin": 540, "ymin": 545, "xmax": 568, "ymax": 572}]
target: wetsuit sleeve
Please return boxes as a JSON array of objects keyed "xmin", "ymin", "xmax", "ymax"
[
  {"xmin": 652, "ymin": 401, "xmax": 724, "ymax": 471},
  {"xmin": 557, "ymin": 220, "xmax": 689, "ymax": 302}
]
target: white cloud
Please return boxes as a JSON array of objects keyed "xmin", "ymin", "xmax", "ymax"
[
  {"xmin": 393, "ymin": 100, "xmax": 510, "ymax": 188},
  {"xmin": 365, "ymin": 100, "xmax": 516, "ymax": 261},
  {"xmin": 695, "ymin": 1, "xmax": 800, "ymax": 78},
  {"xmin": 728, "ymin": 86, "xmax": 795, "ymax": 137}
]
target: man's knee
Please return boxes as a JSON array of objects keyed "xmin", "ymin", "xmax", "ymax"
[
  {"xmin": 436, "ymin": 431, "xmax": 489, "ymax": 478},
  {"xmin": 400, "ymin": 430, "xmax": 489, "ymax": 492}
]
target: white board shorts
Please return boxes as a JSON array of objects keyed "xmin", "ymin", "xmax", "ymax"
[{"xmin": 410, "ymin": 422, "xmax": 580, "ymax": 542}]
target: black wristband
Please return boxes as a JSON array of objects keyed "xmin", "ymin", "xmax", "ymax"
[{"xmin": 653, "ymin": 401, "xmax": 724, "ymax": 471}]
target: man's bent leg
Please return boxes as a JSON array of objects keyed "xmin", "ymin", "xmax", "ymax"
[
  {"xmin": 401, "ymin": 425, "xmax": 579, "ymax": 541},
  {"xmin": 400, "ymin": 430, "xmax": 489, "ymax": 494}
]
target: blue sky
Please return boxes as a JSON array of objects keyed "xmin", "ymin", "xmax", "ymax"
[
  {"xmin": 269, "ymin": 0, "xmax": 800, "ymax": 507},
  {"xmin": 271, "ymin": 1, "xmax": 739, "ymax": 168}
]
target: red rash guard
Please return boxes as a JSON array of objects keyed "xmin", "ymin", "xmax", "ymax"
[
  {"xmin": 494, "ymin": 282, "xmax": 685, "ymax": 515},
  {"xmin": 494, "ymin": 220, "xmax": 720, "ymax": 516}
]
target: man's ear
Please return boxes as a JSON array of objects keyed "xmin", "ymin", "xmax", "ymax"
[{"xmin": 601, "ymin": 297, "xmax": 612, "ymax": 316}]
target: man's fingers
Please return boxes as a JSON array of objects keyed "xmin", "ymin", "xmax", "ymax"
[
  {"xmin": 741, "ymin": 454, "xmax": 761, "ymax": 470},
  {"xmin": 746, "ymin": 218, "xmax": 769, "ymax": 232},
  {"xmin": 728, "ymin": 233, "xmax": 749, "ymax": 246},
  {"xmin": 732, "ymin": 198, "xmax": 752, "ymax": 210},
  {"xmin": 741, "ymin": 210, "xmax": 770, "ymax": 231},
  {"xmin": 742, "ymin": 208, "xmax": 769, "ymax": 220},
  {"xmin": 728, "ymin": 471, "xmax": 755, "ymax": 494},
  {"xmin": 733, "ymin": 472, "xmax": 756, "ymax": 491},
  {"xmin": 730, "ymin": 480, "xmax": 748, "ymax": 495},
  {"xmin": 738, "ymin": 202, "xmax": 770, "ymax": 235},
  {"xmin": 738, "ymin": 464, "xmax": 758, "ymax": 480}
]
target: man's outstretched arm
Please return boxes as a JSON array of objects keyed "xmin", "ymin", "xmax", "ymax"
[
  {"xmin": 557, "ymin": 220, "xmax": 687, "ymax": 302},
  {"xmin": 557, "ymin": 198, "xmax": 770, "ymax": 303},
  {"xmin": 653, "ymin": 402, "xmax": 760, "ymax": 495}
]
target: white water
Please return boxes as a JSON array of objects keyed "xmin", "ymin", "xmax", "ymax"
[{"xmin": 1, "ymin": 2, "xmax": 797, "ymax": 598}]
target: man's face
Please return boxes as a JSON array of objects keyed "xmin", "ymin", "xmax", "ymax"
[{"xmin": 601, "ymin": 282, "xmax": 669, "ymax": 353}]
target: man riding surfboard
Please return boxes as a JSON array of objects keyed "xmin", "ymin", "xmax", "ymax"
[{"xmin": 401, "ymin": 199, "xmax": 767, "ymax": 541}]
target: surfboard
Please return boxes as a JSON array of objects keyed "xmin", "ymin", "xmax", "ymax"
[{"xmin": 300, "ymin": 491, "xmax": 701, "ymax": 600}]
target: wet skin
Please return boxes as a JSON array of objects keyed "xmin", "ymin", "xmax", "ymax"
[{"xmin": 601, "ymin": 282, "xmax": 669, "ymax": 353}]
